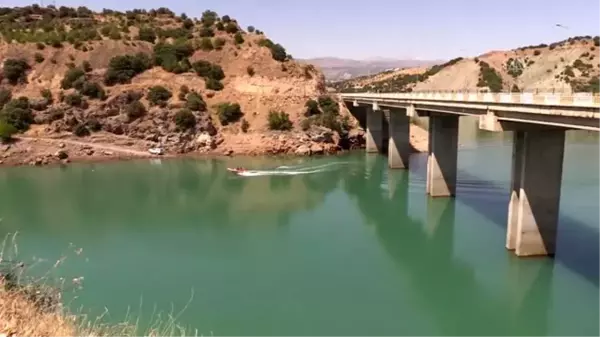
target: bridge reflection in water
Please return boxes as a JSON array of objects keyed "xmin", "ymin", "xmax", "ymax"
[{"xmin": 344, "ymin": 154, "xmax": 560, "ymax": 335}]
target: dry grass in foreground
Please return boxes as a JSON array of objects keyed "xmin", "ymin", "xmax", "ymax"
[{"xmin": 0, "ymin": 232, "xmax": 195, "ymax": 337}]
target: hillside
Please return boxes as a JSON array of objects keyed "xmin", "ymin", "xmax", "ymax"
[
  {"xmin": 0, "ymin": 5, "xmax": 365, "ymax": 166},
  {"xmin": 333, "ymin": 36, "xmax": 600, "ymax": 93},
  {"xmin": 303, "ymin": 57, "xmax": 441, "ymax": 81}
]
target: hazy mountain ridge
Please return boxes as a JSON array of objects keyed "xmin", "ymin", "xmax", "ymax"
[{"xmin": 301, "ymin": 57, "xmax": 443, "ymax": 81}]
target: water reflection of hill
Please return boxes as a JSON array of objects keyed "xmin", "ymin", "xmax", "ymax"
[{"xmin": 0, "ymin": 157, "xmax": 350, "ymax": 234}]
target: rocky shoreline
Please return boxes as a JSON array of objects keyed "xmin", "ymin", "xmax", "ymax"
[{"xmin": 0, "ymin": 124, "xmax": 429, "ymax": 168}]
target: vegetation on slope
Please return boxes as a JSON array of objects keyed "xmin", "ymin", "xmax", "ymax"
[
  {"xmin": 0, "ymin": 4, "xmax": 321, "ymax": 144},
  {"xmin": 331, "ymin": 35, "xmax": 600, "ymax": 93}
]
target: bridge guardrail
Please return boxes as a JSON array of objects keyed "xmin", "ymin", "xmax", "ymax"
[{"xmin": 339, "ymin": 92, "xmax": 600, "ymax": 108}]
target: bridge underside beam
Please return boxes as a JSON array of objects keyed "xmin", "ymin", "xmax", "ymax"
[
  {"xmin": 479, "ymin": 113, "xmax": 575, "ymax": 132},
  {"xmin": 506, "ymin": 130, "xmax": 565, "ymax": 257},
  {"xmin": 388, "ymin": 109, "xmax": 411, "ymax": 169},
  {"xmin": 427, "ymin": 113, "xmax": 459, "ymax": 197}
]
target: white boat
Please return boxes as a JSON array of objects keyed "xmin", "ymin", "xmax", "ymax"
[{"xmin": 148, "ymin": 148, "xmax": 164, "ymax": 155}]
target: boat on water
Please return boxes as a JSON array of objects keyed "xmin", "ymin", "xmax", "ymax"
[{"xmin": 227, "ymin": 167, "xmax": 247, "ymax": 174}]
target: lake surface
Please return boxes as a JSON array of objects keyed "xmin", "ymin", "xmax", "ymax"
[{"xmin": 0, "ymin": 125, "xmax": 598, "ymax": 335}]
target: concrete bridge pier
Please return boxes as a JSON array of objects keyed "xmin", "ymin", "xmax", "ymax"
[
  {"xmin": 505, "ymin": 129, "xmax": 566, "ymax": 257},
  {"xmin": 388, "ymin": 109, "xmax": 411, "ymax": 169},
  {"xmin": 426, "ymin": 114, "xmax": 460, "ymax": 197},
  {"xmin": 365, "ymin": 105, "xmax": 386, "ymax": 153}
]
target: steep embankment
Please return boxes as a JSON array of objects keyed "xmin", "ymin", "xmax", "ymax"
[
  {"xmin": 0, "ymin": 5, "xmax": 363, "ymax": 166},
  {"xmin": 333, "ymin": 36, "xmax": 600, "ymax": 93}
]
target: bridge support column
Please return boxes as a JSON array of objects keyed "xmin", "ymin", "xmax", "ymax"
[
  {"xmin": 366, "ymin": 106, "xmax": 384, "ymax": 153},
  {"xmin": 388, "ymin": 109, "xmax": 411, "ymax": 169},
  {"xmin": 507, "ymin": 130, "xmax": 565, "ymax": 257},
  {"xmin": 506, "ymin": 131, "xmax": 524, "ymax": 250},
  {"xmin": 427, "ymin": 114, "xmax": 459, "ymax": 197}
]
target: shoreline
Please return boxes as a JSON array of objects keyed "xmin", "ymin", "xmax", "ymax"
[{"xmin": 0, "ymin": 124, "xmax": 429, "ymax": 168}]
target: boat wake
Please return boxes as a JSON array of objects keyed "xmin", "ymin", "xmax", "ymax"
[{"xmin": 236, "ymin": 162, "xmax": 350, "ymax": 177}]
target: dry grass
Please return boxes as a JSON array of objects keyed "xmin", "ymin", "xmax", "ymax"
[{"xmin": 0, "ymin": 232, "xmax": 195, "ymax": 337}]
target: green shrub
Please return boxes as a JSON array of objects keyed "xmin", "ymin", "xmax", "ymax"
[
  {"xmin": 304, "ymin": 99, "xmax": 320, "ymax": 116},
  {"xmin": 126, "ymin": 100, "xmax": 146, "ymax": 119},
  {"xmin": 215, "ymin": 22, "xmax": 225, "ymax": 31},
  {"xmin": 153, "ymin": 41, "xmax": 194, "ymax": 72},
  {"xmin": 61, "ymin": 67, "xmax": 86, "ymax": 89},
  {"xmin": 0, "ymin": 89, "xmax": 11, "ymax": 108},
  {"xmin": 199, "ymin": 27, "xmax": 214, "ymax": 37},
  {"xmin": 34, "ymin": 53, "xmax": 45, "ymax": 63},
  {"xmin": 222, "ymin": 15, "xmax": 231, "ymax": 23},
  {"xmin": 0, "ymin": 99, "xmax": 33, "ymax": 131},
  {"xmin": 533, "ymin": 50, "xmax": 541, "ymax": 56},
  {"xmin": 137, "ymin": 27, "xmax": 156, "ymax": 43},
  {"xmin": 199, "ymin": 37, "xmax": 214, "ymax": 51},
  {"xmin": 182, "ymin": 19, "xmax": 194, "ymax": 30},
  {"xmin": 178, "ymin": 85, "xmax": 189, "ymax": 100},
  {"xmin": 511, "ymin": 84, "xmax": 520, "ymax": 92},
  {"xmin": 594, "ymin": 36, "xmax": 599, "ymax": 47},
  {"xmin": 247, "ymin": 26, "xmax": 255, "ymax": 33},
  {"xmin": 213, "ymin": 37, "xmax": 226, "ymax": 50},
  {"xmin": 225, "ymin": 23, "xmax": 238, "ymax": 34},
  {"xmin": 86, "ymin": 118, "xmax": 102, "ymax": 132},
  {"xmin": 82, "ymin": 60, "xmax": 93, "ymax": 72},
  {"xmin": 201, "ymin": 10, "xmax": 218, "ymax": 27},
  {"xmin": 174, "ymin": 108, "xmax": 196, "ymax": 130},
  {"xmin": 147, "ymin": 85, "xmax": 172, "ymax": 106},
  {"xmin": 0, "ymin": 120, "xmax": 17, "ymax": 143},
  {"xmin": 73, "ymin": 123, "xmax": 90, "ymax": 137},
  {"xmin": 3, "ymin": 59, "xmax": 31, "ymax": 85},
  {"xmin": 267, "ymin": 110, "xmax": 292, "ymax": 131},
  {"xmin": 40, "ymin": 89, "xmax": 53, "ymax": 104},
  {"xmin": 36, "ymin": 42, "xmax": 46, "ymax": 50},
  {"xmin": 64, "ymin": 93, "xmax": 83, "ymax": 107},
  {"xmin": 205, "ymin": 78, "xmax": 224, "ymax": 91},
  {"xmin": 104, "ymin": 53, "xmax": 152, "ymax": 85},
  {"xmin": 216, "ymin": 102, "xmax": 243, "ymax": 125},
  {"xmin": 270, "ymin": 43, "xmax": 287, "ymax": 62},
  {"xmin": 241, "ymin": 118, "xmax": 249, "ymax": 132},
  {"xmin": 80, "ymin": 81, "xmax": 106, "ymax": 100},
  {"xmin": 234, "ymin": 32, "xmax": 244, "ymax": 44},
  {"xmin": 246, "ymin": 66, "xmax": 255, "ymax": 76},
  {"xmin": 186, "ymin": 92, "xmax": 206, "ymax": 111},
  {"xmin": 476, "ymin": 61, "xmax": 503, "ymax": 92}
]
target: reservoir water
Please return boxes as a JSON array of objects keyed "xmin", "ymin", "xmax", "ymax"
[{"xmin": 0, "ymin": 123, "xmax": 598, "ymax": 335}]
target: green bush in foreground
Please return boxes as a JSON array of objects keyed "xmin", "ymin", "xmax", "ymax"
[
  {"xmin": 3, "ymin": 58, "xmax": 31, "ymax": 85},
  {"xmin": 174, "ymin": 108, "xmax": 196, "ymax": 130},
  {"xmin": 216, "ymin": 102, "xmax": 243, "ymax": 125},
  {"xmin": 0, "ymin": 120, "xmax": 18, "ymax": 143},
  {"xmin": 147, "ymin": 86, "xmax": 172, "ymax": 106},
  {"xmin": 185, "ymin": 92, "xmax": 206, "ymax": 112},
  {"xmin": 126, "ymin": 101, "xmax": 146, "ymax": 120},
  {"xmin": 267, "ymin": 110, "xmax": 293, "ymax": 131}
]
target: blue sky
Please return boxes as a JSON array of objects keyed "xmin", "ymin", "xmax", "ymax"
[{"xmin": 8, "ymin": 0, "xmax": 600, "ymax": 60}]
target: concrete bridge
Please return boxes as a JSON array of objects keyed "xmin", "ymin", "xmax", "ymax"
[{"xmin": 340, "ymin": 91, "xmax": 600, "ymax": 258}]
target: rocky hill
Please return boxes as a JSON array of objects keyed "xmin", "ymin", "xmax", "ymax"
[
  {"xmin": 303, "ymin": 57, "xmax": 441, "ymax": 82},
  {"xmin": 0, "ymin": 4, "xmax": 365, "ymax": 166},
  {"xmin": 333, "ymin": 36, "xmax": 600, "ymax": 93}
]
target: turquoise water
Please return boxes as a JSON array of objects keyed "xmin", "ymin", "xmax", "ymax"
[{"xmin": 0, "ymin": 127, "xmax": 597, "ymax": 335}]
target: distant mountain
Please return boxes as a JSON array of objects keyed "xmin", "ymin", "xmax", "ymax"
[{"xmin": 301, "ymin": 57, "xmax": 443, "ymax": 81}]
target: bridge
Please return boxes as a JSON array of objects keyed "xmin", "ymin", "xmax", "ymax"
[{"xmin": 340, "ymin": 91, "xmax": 600, "ymax": 258}]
